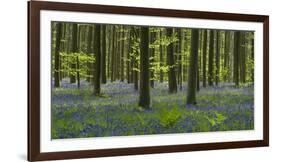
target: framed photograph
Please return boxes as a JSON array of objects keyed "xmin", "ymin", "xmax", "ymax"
[{"xmin": 28, "ymin": 1, "xmax": 269, "ymax": 161}]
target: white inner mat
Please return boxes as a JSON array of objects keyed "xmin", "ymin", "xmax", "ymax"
[{"xmin": 40, "ymin": 10, "xmax": 264, "ymax": 153}]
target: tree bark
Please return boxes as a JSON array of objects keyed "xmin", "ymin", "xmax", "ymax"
[
  {"xmin": 127, "ymin": 28, "xmax": 132, "ymax": 83},
  {"xmin": 167, "ymin": 28, "xmax": 177, "ymax": 93},
  {"xmin": 150, "ymin": 30, "xmax": 156, "ymax": 88},
  {"xmin": 251, "ymin": 33, "xmax": 254, "ymax": 82},
  {"xmin": 101, "ymin": 25, "xmax": 107, "ymax": 84},
  {"xmin": 76, "ymin": 56, "xmax": 80, "ymax": 88},
  {"xmin": 93, "ymin": 25, "xmax": 101, "ymax": 95},
  {"xmin": 107, "ymin": 26, "xmax": 111, "ymax": 82},
  {"xmin": 215, "ymin": 30, "xmax": 220, "ymax": 86},
  {"xmin": 208, "ymin": 30, "xmax": 214, "ymax": 86},
  {"xmin": 233, "ymin": 31, "xmax": 240, "ymax": 87},
  {"xmin": 240, "ymin": 32, "xmax": 246, "ymax": 83},
  {"xmin": 187, "ymin": 29, "xmax": 199, "ymax": 105},
  {"xmin": 132, "ymin": 27, "xmax": 139, "ymax": 91},
  {"xmin": 121, "ymin": 26, "xmax": 125, "ymax": 82},
  {"xmin": 139, "ymin": 27, "xmax": 150, "ymax": 109},
  {"xmin": 224, "ymin": 31, "xmax": 230, "ymax": 81},
  {"xmin": 70, "ymin": 24, "xmax": 78, "ymax": 83},
  {"xmin": 202, "ymin": 30, "xmax": 207, "ymax": 87},
  {"xmin": 177, "ymin": 29, "xmax": 183, "ymax": 90},
  {"xmin": 159, "ymin": 29, "xmax": 164, "ymax": 83},
  {"xmin": 111, "ymin": 26, "xmax": 116, "ymax": 82},
  {"xmin": 86, "ymin": 25, "xmax": 93, "ymax": 82},
  {"xmin": 54, "ymin": 22, "xmax": 62, "ymax": 88}
]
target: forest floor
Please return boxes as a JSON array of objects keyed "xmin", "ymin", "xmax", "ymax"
[{"xmin": 51, "ymin": 79, "xmax": 254, "ymax": 139}]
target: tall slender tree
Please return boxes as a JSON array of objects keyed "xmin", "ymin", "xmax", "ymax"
[
  {"xmin": 159, "ymin": 28, "xmax": 164, "ymax": 83},
  {"xmin": 54, "ymin": 22, "xmax": 62, "ymax": 88},
  {"xmin": 224, "ymin": 31, "xmax": 230, "ymax": 81},
  {"xmin": 86, "ymin": 25, "xmax": 93, "ymax": 82},
  {"xmin": 177, "ymin": 29, "xmax": 183, "ymax": 90},
  {"xmin": 76, "ymin": 56, "xmax": 80, "ymax": 88},
  {"xmin": 59, "ymin": 24, "xmax": 66, "ymax": 80},
  {"xmin": 139, "ymin": 27, "xmax": 150, "ymax": 109},
  {"xmin": 150, "ymin": 30, "xmax": 156, "ymax": 88},
  {"xmin": 77, "ymin": 25, "xmax": 81, "ymax": 51},
  {"xmin": 167, "ymin": 28, "xmax": 177, "ymax": 93},
  {"xmin": 101, "ymin": 25, "xmax": 107, "ymax": 83},
  {"xmin": 107, "ymin": 26, "xmax": 111, "ymax": 81},
  {"xmin": 70, "ymin": 23, "xmax": 78, "ymax": 83},
  {"xmin": 120, "ymin": 26, "xmax": 125, "ymax": 82},
  {"xmin": 233, "ymin": 31, "xmax": 240, "ymax": 87},
  {"xmin": 251, "ymin": 33, "xmax": 254, "ymax": 82},
  {"xmin": 187, "ymin": 29, "xmax": 199, "ymax": 104},
  {"xmin": 66, "ymin": 24, "xmax": 72, "ymax": 54},
  {"xmin": 202, "ymin": 30, "xmax": 207, "ymax": 87},
  {"xmin": 127, "ymin": 28, "xmax": 132, "ymax": 83},
  {"xmin": 197, "ymin": 30, "xmax": 203, "ymax": 91},
  {"xmin": 215, "ymin": 30, "xmax": 220, "ymax": 86},
  {"xmin": 133, "ymin": 57, "xmax": 139, "ymax": 91},
  {"xmin": 61, "ymin": 23, "xmax": 67, "ymax": 53},
  {"xmin": 110, "ymin": 26, "xmax": 116, "ymax": 82},
  {"xmin": 93, "ymin": 25, "xmax": 101, "ymax": 95},
  {"xmin": 132, "ymin": 27, "xmax": 139, "ymax": 91},
  {"xmin": 240, "ymin": 32, "xmax": 246, "ymax": 83},
  {"xmin": 208, "ymin": 30, "xmax": 214, "ymax": 86}
]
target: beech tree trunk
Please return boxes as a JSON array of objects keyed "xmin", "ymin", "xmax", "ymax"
[{"xmin": 139, "ymin": 27, "xmax": 150, "ymax": 109}]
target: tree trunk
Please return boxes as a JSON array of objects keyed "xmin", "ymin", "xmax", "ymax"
[
  {"xmin": 67, "ymin": 24, "xmax": 72, "ymax": 53},
  {"xmin": 134, "ymin": 62, "xmax": 139, "ymax": 91},
  {"xmin": 251, "ymin": 33, "xmax": 254, "ymax": 82},
  {"xmin": 139, "ymin": 27, "xmax": 150, "ymax": 109},
  {"xmin": 60, "ymin": 23, "xmax": 66, "ymax": 80},
  {"xmin": 111, "ymin": 26, "xmax": 116, "ymax": 82},
  {"xmin": 121, "ymin": 26, "xmax": 125, "ymax": 82},
  {"xmin": 150, "ymin": 30, "xmax": 156, "ymax": 88},
  {"xmin": 76, "ymin": 56, "xmax": 80, "ymax": 88},
  {"xmin": 167, "ymin": 28, "xmax": 177, "ymax": 93},
  {"xmin": 132, "ymin": 27, "xmax": 139, "ymax": 91},
  {"xmin": 61, "ymin": 23, "xmax": 67, "ymax": 53},
  {"xmin": 127, "ymin": 28, "xmax": 132, "ymax": 83},
  {"xmin": 76, "ymin": 25, "xmax": 81, "ymax": 88},
  {"xmin": 86, "ymin": 25, "xmax": 93, "ymax": 82},
  {"xmin": 54, "ymin": 22, "xmax": 62, "ymax": 88},
  {"xmin": 101, "ymin": 25, "xmax": 107, "ymax": 84},
  {"xmin": 202, "ymin": 30, "xmax": 207, "ymax": 87},
  {"xmin": 107, "ymin": 26, "xmax": 111, "ymax": 82},
  {"xmin": 177, "ymin": 29, "xmax": 183, "ymax": 90},
  {"xmin": 187, "ymin": 29, "xmax": 199, "ymax": 105},
  {"xmin": 197, "ymin": 30, "xmax": 203, "ymax": 91},
  {"xmin": 224, "ymin": 31, "xmax": 230, "ymax": 82},
  {"xmin": 93, "ymin": 25, "xmax": 101, "ymax": 95},
  {"xmin": 77, "ymin": 25, "xmax": 81, "ymax": 52},
  {"xmin": 208, "ymin": 30, "xmax": 214, "ymax": 86},
  {"xmin": 159, "ymin": 29, "xmax": 164, "ymax": 83},
  {"xmin": 233, "ymin": 31, "xmax": 240, "ymax": 87},
  {"xmin": 240, "ymin": 32, "xmax": 246, "ymax": 83},
  {"xmin": 215, "ymin": 30, "xmax": 220, "ymax": 86},
  {"xmin": 70, "ymin": 24, "xmax": 78, "ymax": 83},
  {"xmin": 116, "ymin": 28, "xmax": 121, "ymax": 80}
]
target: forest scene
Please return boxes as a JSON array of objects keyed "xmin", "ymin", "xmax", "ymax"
[{"xmin": 51, "ymin": 21, "xmax": 255, "ymax": 139}]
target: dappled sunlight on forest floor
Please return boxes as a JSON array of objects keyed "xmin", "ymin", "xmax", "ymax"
[{"xmin": 51, "ymin": 79, "xmax": 254, "ymax": 139}]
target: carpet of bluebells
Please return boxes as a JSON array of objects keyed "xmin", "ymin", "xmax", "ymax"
[{"xmin": 51, "ymin": 79, "xmax": 254, "ymax": 139}]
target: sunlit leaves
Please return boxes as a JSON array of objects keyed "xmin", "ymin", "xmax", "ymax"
[{"xmin": 53, "ymin": 52, "xmax": 96, "ymax": 78}]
